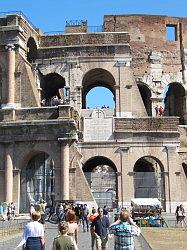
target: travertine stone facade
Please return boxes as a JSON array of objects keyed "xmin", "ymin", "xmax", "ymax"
[{"xmin": 0, "ymin": 13, "xmax": 187, "ymax": 212}]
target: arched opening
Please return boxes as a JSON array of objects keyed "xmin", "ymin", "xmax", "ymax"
[
  {"xmin": 137, "ymin": 83, "xmax": 152, "ymax": 116},
  {"xmin": 83, "ymin": 156, "xmax": 117, "ymax": 208},
  {"xmin": 86, "ymin": 86, "xmax": 115, "ymax": 109},
  {"xmin": 20, "ymin": 152, "xmax": 55, "ymax": 212},
  {"xmin": 82, "ymin": 68, "xmax": 116, "ymax": 109},
  {"xmin": 133, "ymin": 156, "xmax": 165, "ymax": 209},
  {"xmin": 164, "ymin": 82, "xmax": 185, "ymax": 122},
  {"xmin": 27, "ymin": 37, "xmax": 37, "ymax": 63},
  {"xmin": 39, "ymin": 72, "xmax": 66, "ymax": 106},
  {"xmin": 182, "ymin": 163, "xmax": 187, "ymax": 178}
]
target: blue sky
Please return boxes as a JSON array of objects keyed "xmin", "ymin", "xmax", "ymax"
[{"xmin": 0, "ymin": 0, "xmax": 186, "ymax": 108}]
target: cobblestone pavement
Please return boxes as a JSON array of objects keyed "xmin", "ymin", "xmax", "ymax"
[{"xmin": 0, "ymin": 222, "xmax": 114, "ymax": 250}]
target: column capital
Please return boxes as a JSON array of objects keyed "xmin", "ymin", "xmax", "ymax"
[
  {"xmin": 114, "ymin": 84, "xmax": 120, "ymax": 89},
  {"xmin": 5, "ymin": 44, "xmax": 15, "ymax": 51},
  {"xmin": 119, "ymin": 146, "xmax": 130, "ymax": 152},
  {"xmin": 164, "ymin": 144, "xmax": 178, "ymax": 151}
]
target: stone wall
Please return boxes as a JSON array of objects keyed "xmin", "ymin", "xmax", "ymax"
[{"xmin": 114, "ymin": 117, "xmax": 180, "ymax": 132}]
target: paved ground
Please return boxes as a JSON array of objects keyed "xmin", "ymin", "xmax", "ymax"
[{"xmin": 0, "ymin": 222, "xmax": 115, "ymax": 250}]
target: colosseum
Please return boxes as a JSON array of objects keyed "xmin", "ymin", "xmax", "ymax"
[{"xmin": 0, "ymin": 12, "xmax": 186, "ymax": 213}]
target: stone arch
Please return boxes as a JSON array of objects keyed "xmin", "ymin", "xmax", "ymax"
[
  {"xmin": 82, "ymin": 68, "xmax": 116, "ymax": 109},
  {"xmin": 20, "ymin": 151, "xmax": 55, "ymax": 212},
  {"xmin": 137, "ymin": 82, "xmax": 152, "ymax": 116},
  {"xmin": 83, "ymin": 156, "xmax": 118, "ymax": 208},
  {"xmin": 39, "ymin": 72, "xmax": 66, "ymax": 105},
  {"xmin": 164, "ymin": 82, "xmax": 185, "ymax": 121},
  {"xmin": 27, "ymin": 37, "xmax": 38, "ymax": 63},
  {"xmin": 133, "ymin": 156, "xmax": 166, "ymax": 209},
  {"xmin": 182, "ymin": 162, "xmax": 187, "ymax": 178}
]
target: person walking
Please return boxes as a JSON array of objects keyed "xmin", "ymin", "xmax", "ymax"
[
  {"xmin": 66, "ymin": 210, "xmax": 78, "ymax": 244},
  {"xmin": 82, "ymin": 204, "xmax": 89, "ymax": 232},
  {"xmin": 109, "ymin": 210, "xmax": 141, "ymax": 250},
  {"xmin": 90, "ymin": 207, "xmax": 110, "ymax": 250},
  {"xmin": 52, "ymin": 221, "xmax": 78, "ymax": 250},
  {"xmin": 178, "ymin": 204, "xmax": 187, "ymax": 228},
  {"xmin": 16, "ymin": 211, "xmax": 45, "ymax": 250}
]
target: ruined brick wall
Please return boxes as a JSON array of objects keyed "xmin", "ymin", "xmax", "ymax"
[{"xmin": 103, "ymin": 15, "xmax": 187, "ymax": 76}]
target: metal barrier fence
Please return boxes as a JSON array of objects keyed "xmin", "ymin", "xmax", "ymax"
[{"xmin": 0, "ymin": 219, "xmax": 27, "ymax": 237}]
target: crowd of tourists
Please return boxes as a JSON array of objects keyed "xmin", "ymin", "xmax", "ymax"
[
  {"xmin": 16, "ymin": 200, "xmax": 141, "ymax": 250},
  {"xmin": 0, "ymin": 202, "xmax": 16, "ymax": 221}
]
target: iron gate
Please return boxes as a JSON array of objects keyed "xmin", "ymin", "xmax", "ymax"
[
  {"xmin": 84, "ymin": 171, "xmax": 117, "ymax": 208},
  {"xmin": 133, "ymin": 172, "xmax": 165, "ymax": 204},
  {"xmin": 20, "ymin": 153, "xmax": 55, "ymax": 212}
]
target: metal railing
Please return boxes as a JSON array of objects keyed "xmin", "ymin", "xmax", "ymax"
[
  {"xmin": 0, "ymin": 11, "xmax": 37, "ymax": 30},
  {"xmin": 0, "ymin": 219, "xmax": 27, "ymax": 238},
  {"xmin": 44, "ymin": 25, "xmax": 103, "ymax": 35}
]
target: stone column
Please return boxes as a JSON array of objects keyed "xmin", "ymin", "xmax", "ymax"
[
  {"xmin": 165, "ymin": 145, "xmax": 179, "ymax": 213},
  {"xmin": 76, "ymin": 86, "xmax": 82, "ymax": 111},
  {"xmin": 5, "ymin": 44, "xmax": 16, "ymax": 107},
  {"xmin": 60, "ymin": 140, "xmax": 70, "ymax": 200},
  {"xmin": 120, "ymin": 146, "xmax": 132, "ymax": 208},
  {"xmin": 114, "ymin": 85, "xmax": 120, "ymax": 116},
  {"xmin": 5, "ymin": 143, "xmax": 14, "ymax": 203}
]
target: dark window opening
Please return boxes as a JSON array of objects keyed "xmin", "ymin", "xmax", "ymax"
[
  {"xmin": 182, "ymin": 163, "xmax": 187, "ymax": 178},
  {"xmin": 166, "ymin": 25, "xmax": 177, "ymax": 41}
]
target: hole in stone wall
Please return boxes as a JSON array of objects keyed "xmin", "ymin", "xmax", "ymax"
[{"xmin": 166, "ymin": 25, "xmax": 177, "ymax": 41}]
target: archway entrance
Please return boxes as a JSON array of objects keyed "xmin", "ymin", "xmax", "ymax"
[
  {"xmin": 82, "ymin": 68, "xmax": 116, "ymax": 109},
  {"xmin": 83, "ymin": 156, "xmax": 117, "ymax": 208},
  {"xmin": 137, "ymin": 83, "xmax": 152, "ymax": 116},
  {"xmin": 133, "ymin": 156, "xmax": 165, "ymax": 209},
  {"xmin": 164, "ymin": 82, "xmax": 185, "ymax": 123},
  {"xmin": 39, "ymin": 72, "xmax": 66, "ymax": 106},
  {"xmin": 27, "ymin": 37, "xmax": 37, "ymax": 63},
  {"xmin": 20, "ymin": 153, "xmax": 55, "ymax": 212}
]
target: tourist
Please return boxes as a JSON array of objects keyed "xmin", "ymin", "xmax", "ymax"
[
  {"xmin": 109, "ymin": 210, "xmax": 141, "ymax": 250},
  {"xmin": 10, "ymin": 202, "xmax": 16, "ymax": 219},
  {"xmin": 66, "ymin": 209, "xmax": 78, "ymax": 244},
  {"xmin": 29, "ymin": 203, "xmax": 35, "ymax": 217},
  {"xmin": 177, "ymin": 204, "xmax": 187, "ymax": 228},
  {"xmin": 103, "ymin": 206, "xmax": 109, "ymax": 216},
  {"xmin": 175, "ymin": 205, "xmax": 180, "ymax": 226},
  {"xmin": 89, "ymin": 209, "xmax": 98, "ymax": 250},
  {"xmin": 0, "ymin": 203, "xmax": 4, "ymax": 220},
  {"xmin": 56, "ymin": 202, "xmax": 65, "ymax": 223},
  {"xmin": 90, "ymin": 207, "xmax": 110, "ymax": 250},
  {"xmin": 16, "ymin": 211, "xmax": 45, "ymax": 250},
  {"xmin": 155, "ymin": 105, "xmax": 159, "ymax": 117},
  {"xmin": 81, "ymin": 204, "xmax": 89, "ymax": 232},
  {"xmin": 159, "ymin": 106, "xmax": 164, "ymax": 116},
  {"xmin": 52, "ymin": 221, "xmax": 78, "ymax": 250}
]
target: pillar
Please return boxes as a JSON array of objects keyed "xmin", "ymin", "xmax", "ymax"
[
  {"xmin": 60, "ymin": 140, "xmax": 70, "ymax": 200},
  {"xmin": 5, "ymin": 44, "xmax": 16, "ymax": 107},
  {"xmin": 165, "ymin": 145, "xmax": 180, "ymax": 213},
  {"xmin": 120, "ymin": 146, "xmax": 133, "ymax": 208},
  {"xmin": 5, "ymin": 143, "xmax": 14, "ymax": 203},
  {"xmin": 114, "ymin": 85, "xmax": 120, "ymax": 116}
]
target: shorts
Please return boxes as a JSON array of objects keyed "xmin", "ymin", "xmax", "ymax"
[{"xmin": 95, "ymin": 234, "xmax": 108, "ymax": 248}]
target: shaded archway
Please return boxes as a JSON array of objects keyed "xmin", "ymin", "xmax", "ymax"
[
  {"xmin": 40, "ymin": 72, "xmax": 66, "ymax": 106},
  {"xmin": 27, "ymin": 37, "xmax": 37, "ymax": 63},
  {"xmin": 137, "ymin": 83, "xmax": 152, "ymax": 116},
  {"xmin": 20, "ymin": 152, "xmax": 55, "ymax": 212},
  {"xmin": 164, "ymin": 82, "xmax": 185, "ymax": 122},
  {"xmin": 133, "ymin": 156, "xmax": 165, "ymax": 209},
  {"xmin": 83, "ymin": 156, "xmax": 117, "ymax": 208},
  {"xmin": 182, "ymin": 163, "xmax": 187, "ymax": 178},
  {"xmin": 82, "ymin": 68, "xmax": 116, "ymax": 109}
]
